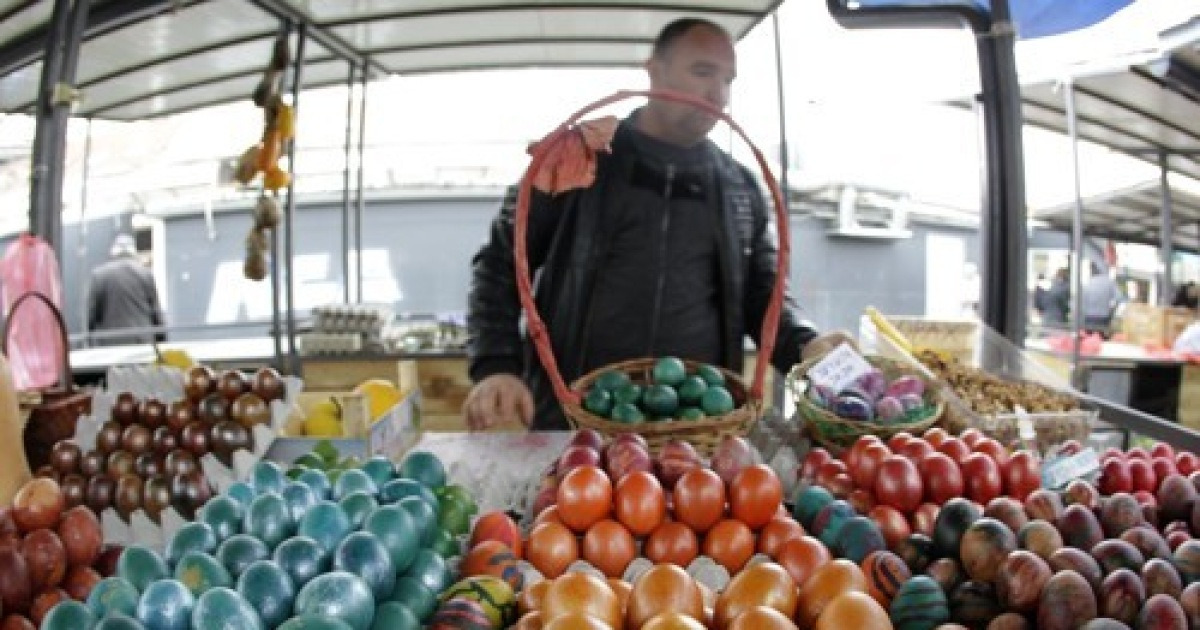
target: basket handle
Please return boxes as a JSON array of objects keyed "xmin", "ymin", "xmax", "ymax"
[
  {"xmin": 515, "ymin": 88, "xmax": 790, "ymax": 406},
  {"xmin": 1, "ymin": 291, "xmax": 72, "ymax": 390}
]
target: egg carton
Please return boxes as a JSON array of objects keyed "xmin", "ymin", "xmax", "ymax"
[
  {"xmin": 297, "ymin": 331, "xmax": 364, "ymax": 355},
  {"xmin": 77, "ymin": 366, "xmax": 303, "ymax": 550},
  {"xmin": 310, "ymin": 303, "xmax": 394, "ymax": 335}
]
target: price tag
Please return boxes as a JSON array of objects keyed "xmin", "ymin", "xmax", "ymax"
[
  {"xmin": 807, "ymin": 342, "xmax": 874, "ymax": 393},
  {"xmin": 1041, "ymin": 447, "xmax": 1100, "ymax": 490}
]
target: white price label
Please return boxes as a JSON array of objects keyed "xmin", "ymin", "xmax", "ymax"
[
  {"xmin": 807, "ymin": 342, "xmax": 874, "ymax": 393},
  {"xmin": 1041, "ymin": 447, "xmax": 1100, "ymax": 490}
]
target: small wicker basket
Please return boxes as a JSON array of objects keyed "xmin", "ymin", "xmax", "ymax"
[
  {"xmin": 564, "ymin": 358, "xmax": 758, "ymax": 455},
  {"xmin": 788, "ymin": 355, "xmax": 944, "ymax": 452},
  {"xmin": 513, "ymin": 89, "xmax": 790, "ymax": 452}
]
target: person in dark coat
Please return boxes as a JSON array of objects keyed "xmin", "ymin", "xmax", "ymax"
[
  {"xmin": 1042, "ymin": 268, "xmax": 1071, "ymax": 328},
  {"xmin": 464, "ymin": 18, "xmax": 847, "ymax": 431},
  {"xmin": 87, "ymin": 234, "xmax": 166, "ymax": 346}
]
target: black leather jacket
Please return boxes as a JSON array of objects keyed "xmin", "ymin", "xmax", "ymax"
[{"xmin": 467, "ymin": 114, "xmax": 819, "ymax": 429}]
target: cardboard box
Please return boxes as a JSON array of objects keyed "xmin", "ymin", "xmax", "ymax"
[
  {"xmin": 1118, "ymin": 304, "xmax": 1195, "ymax": 347},
  {"xmin": 300, "ymin": 357, "xmax": 403, "ymax": 390},
  {"xmin": 1121, "ymin": 303, "xmax": 1168, "ymax": 346},
  {"xmin": 266, "ymin": 388, "xmax": 421, "ymax": 463},
  {"xmin": 288, "ymin": 391, "xmax": 371, "ymax": 438},
  {"xmin": 367, "ymin": 388, "xmax": 422, "ymax": 460}
]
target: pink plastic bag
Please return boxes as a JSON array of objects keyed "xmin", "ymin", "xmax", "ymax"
[{"xmin": 0, "ymin": 235, "xmax": 65, "ymax": 390}]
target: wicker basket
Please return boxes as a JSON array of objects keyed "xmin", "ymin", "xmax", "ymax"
[
  {"xmin": 513, "ymin": 89, "xmax": 789, "ymax": 451},
  {"xmin": 564, "ymin": 358, "xmax": 759, "ymax": 455},
  {"xmin": 787, "ymin": 355, "xmax": 944, "ymax": 452}
]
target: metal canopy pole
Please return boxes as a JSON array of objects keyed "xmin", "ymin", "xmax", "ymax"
[
  {"xmin": 78, "ymin": 115, "xmax": 93, "ymax": 334},
  {"xmin": 283, "ymin": 22, "xmax": 306, "ymax": 376},
  {"xmin": 340, "ymin": 61, "xmax": 356, "ymax": 304},
  {"xmin": 354, "ymin": 59, "xmax": 369, "ymax": 304},
  {"xmin": 975, "ymin": 0, "xmax": 1028, "ymax": 344},
  {"xmin": 1160, "ymin": 152, "xmax": 1175, "ymax": 306},
  {"xmin": 269, "ymin": 23, "xmax": 290, "ymax": 372},
  {"xmin": 29, "ymin": 0, "xmax": 89, "ymax": 254},
  {"xmin": 771, "ymin": 11, "xmax": 790, "ymax": 201},
  {"xmin": 1064, "ymin": 80, "xmax": 1086, "ymax": 390}
]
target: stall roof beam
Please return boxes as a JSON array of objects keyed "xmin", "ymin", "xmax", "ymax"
[
  {"xmin": 0, "ymin": 0, "xmax": 185, "ymax": 78},
  {"xmin": 246, "ymin": 0, "xmax": 386, "ymax": 77},
  {"xmin": 0, "ymin": 0, "xmax": 783, "ymax": 121},
  {"xmin": 319, "ymin": 2, "xmax": 768, "ymax": 24}
]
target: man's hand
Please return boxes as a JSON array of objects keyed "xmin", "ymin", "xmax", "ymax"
[
  {"xmin": 463, "ymin": 374, "xmax": 535, "ymax": 431},
  {"xmin": 801, "ymin": 330, "xmax": 858, "ymax": 362}
]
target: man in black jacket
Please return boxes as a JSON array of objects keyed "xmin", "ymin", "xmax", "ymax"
[
  {"xmin": 465, "ymin": 18, "xmax": 845, "ymax": 430},
  {"xmin": 87, "ymin": 233, "xmax": 166, "ymax": 346}
]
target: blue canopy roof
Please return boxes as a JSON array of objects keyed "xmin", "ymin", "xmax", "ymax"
[{"xmin": 856, "ymin": 0, "xmax": 1134, "ymax": 38}]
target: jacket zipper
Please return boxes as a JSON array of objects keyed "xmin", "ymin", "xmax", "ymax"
[{"xmin": 646, "ymin": 163, "xmax": 674, "ymax": 356}]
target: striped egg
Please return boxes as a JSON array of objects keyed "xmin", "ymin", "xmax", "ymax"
[
  {"xmin": 861, "ymin": 550, "xmax": 910, "ymax": 608},
  {"xmin": 462, "ymin": 541, "xmax": 524, "ymax": 590},
  {"xmin": 440, "ymin": 576, "xmax": 517, "ymax": 628},
  {"xmin": 890, "ymin": 575, "xmax": 949, "ymax": 630},
  {"xmin": 428, "ymin": 597, "xmax": 494, "ymax": 630}
]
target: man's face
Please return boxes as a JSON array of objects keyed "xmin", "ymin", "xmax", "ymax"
[{"xmin": 646, "ymin": 25, "xmax": 737, "ymax": 145}]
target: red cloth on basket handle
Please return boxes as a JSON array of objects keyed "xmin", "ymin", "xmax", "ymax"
[
  {"xmin": 514, "ymin": 89, "xmax": 790, "ymax": 406},
  {"xmin": 528, "ymin": 116, "xmax": 620, "ymax": 194}
]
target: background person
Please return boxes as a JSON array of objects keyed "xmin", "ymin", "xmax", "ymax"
[
  {"xmin": 464, "ymin": 18, "xmax": 847, "ymax": 431},
  {"xmin": 87, "ymin": 233, "xmax": 166, "ymax": 346},
  {"xmin": 1081, "ymin": 262, "xmax": 1124, "ymax": 337},
  {"xmin": 1042, "ymin": 268, "xmax": 1070, "ymax": 328}
]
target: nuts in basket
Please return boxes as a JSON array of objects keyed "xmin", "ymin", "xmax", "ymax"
[{"xmin": 914, "ymin": 350, "xmax": 1079, "ymax": 415}]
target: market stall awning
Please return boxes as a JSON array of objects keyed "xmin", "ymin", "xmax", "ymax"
[
  {"xmin": 1036, "ymin": 180, "xmax": 1200, "ymax": 254},
  {"xmin": 0, "ymin": 0, "xmax": 780, "ymax": 121},
  {"xmin": 1018, "ymin": 39, "xmax": 1200, "ymax": 185}
]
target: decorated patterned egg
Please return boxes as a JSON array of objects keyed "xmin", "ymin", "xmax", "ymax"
[
  {"xmin": 890, "ymin": 575, "xmax": 949, "ymax": 630},
  {"xmin": 874, "ymin": 397, "xmax": 904, "ymax": 422},
  {"xmin": 462, "ymin": 541, "xmax": 524, "ymax": 591},
  {"xmin": 833, "ymin": 395, "xmax": 874, "ymax": 421},
  {"xmin": 428, "ymin": 597, "xmax": 494, "ymax": 630},
  {"xmin": 854, "ymin": 369, "xmax": 888, "ymax": 400},
  {"xmin": 440, "ymin": 576, "xmax": 517, "ymax": 628},
  {"xmin": 861, "ymin": 550, "xmax": 910, "ymax": 608},
  {"xmin": 885, "ymin": 375, "xmax": 925, "ymax": 399}
]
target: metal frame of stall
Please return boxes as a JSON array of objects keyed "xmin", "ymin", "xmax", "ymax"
[
  {"xmin": 9, "ymin": 0, "xmax": 789, "ymax": 380},
  {"xmin": 17, "ymin": 0, "xmax": 382, "ymax": 377},
  {"xmin": 828, "ymin": 0, "xmax": 1200, "ymax": 453},
  {"xmin": 13, "ymin": 0, "xmax": 1200, "ymax": 451}
]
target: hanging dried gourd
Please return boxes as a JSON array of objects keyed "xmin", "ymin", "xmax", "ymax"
[
  {"xmin": 254, "ymin": 195, "xmax": 281, "ymax": 229},
  {"xmin": 241, "ymin": 29, "xmax": 295, "ymax": 281}
]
